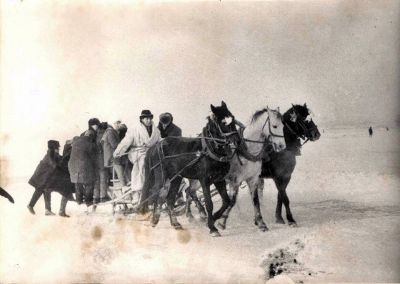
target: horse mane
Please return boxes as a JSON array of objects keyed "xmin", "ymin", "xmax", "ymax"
[{"xmin": 251, "ymin": 108, "xmax": 282, "ymax": 124}]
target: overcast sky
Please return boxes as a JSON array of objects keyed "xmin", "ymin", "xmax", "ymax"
[{"xmin": 1, "ymin": 0, "xmax": 399, "ymax": 178}]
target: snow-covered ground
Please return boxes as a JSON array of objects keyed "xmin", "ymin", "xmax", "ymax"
[{"xmin": 0, "ymin": 127, "xmax": 399, "ymax": 283}]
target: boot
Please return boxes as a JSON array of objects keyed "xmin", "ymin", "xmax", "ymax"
[
  {"xmin": 59, "ymin": 212, "xmax": 70, "ymax": 218},
  {"xmin": 45, "ymin": 209, "xmax": 56, "ymax": 216},
  {"xmin": 59, "ymin": 196, "xmax": 70, "ymax": 217},
  {"xmin": 27, "ymin": 205, "xmax": 35, "ymax": 215}
]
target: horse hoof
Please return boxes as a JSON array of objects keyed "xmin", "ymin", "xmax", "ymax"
[
  {"xmin": 211, "ymin": 231, "xmax": 221, "ymax": 237},
  {"xmin": 173, "ymin": 223, "xmax": 183, "ymax": 230},
  {"xmin": 289, "ymin": 222, "xmax": 297, "ymax": 227},
  {"xmin": 217, "ymin": 222, "xmax": 226, "ymax": 230},
  {"xmin": 276, "ymin": 219, "xmax": 286, "ymax": 224},
  {"xmin": 259, "ymin": 226, "xmax": 269, "ymax": 232}
]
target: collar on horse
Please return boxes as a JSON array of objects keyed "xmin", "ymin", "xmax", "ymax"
[{"xmin": 200, "ymin": 122, "xmax": 235, "ymax": 163}]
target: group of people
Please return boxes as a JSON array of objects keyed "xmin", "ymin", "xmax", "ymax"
[{"xmin": 27, "ymin": 110, "xmax": 182, "ymax": 217}]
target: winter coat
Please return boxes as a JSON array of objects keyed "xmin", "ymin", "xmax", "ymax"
[
  {"xmin": 157, "ymin": 122, "xmax": 182, "ymax": 138},
  {"xmin": 96, "ymin": 128, "xmax": 105, "ymax": 170},
  {"xmin": 114, "ymin": 121, "xmax": 161, "ymax": 192},
  {"xmin": 29, "ymin": 151, "xmax": 60, "ymax": 190},
  {"xmin": 28, "ymin": 148, "xmax": 75, "ymax": 197},
  {"xmin": 101, "ymin": 126, "xmax": 120, "ymax": 167},
  {"xmin": 68, "ymin": 136, "xmax": 96, "ymax": 184}
]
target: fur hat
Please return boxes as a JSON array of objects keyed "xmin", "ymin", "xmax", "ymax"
[
  {"xmin": 159, "ymin": 113, "xmax": 172, "ymax": 125},
  {"xmin": 119, "ymin": 123, "xmax": 128, "ymax": 131},
  {"xmin": 48, "ymin": 140, "xmax": 60, "ymax": 150},
  {"xmin": 99, "ymin": 122, "xmax": 108, "ymax": 130},
  {"xmin": 88, "ymin": 118, "xmax": 100, "ymax": 128},
  {"xmin": 140, "ymin": 110, "xmax": 154, "ymax": 120}
]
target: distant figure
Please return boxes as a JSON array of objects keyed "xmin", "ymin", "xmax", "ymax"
[
  {"xmin": 386, "ymin": 127, "xmax": 389, "ymax": 131},
  {"xmin": 369, "ymin": 127, "xmax": 373, "ymax": 137}
]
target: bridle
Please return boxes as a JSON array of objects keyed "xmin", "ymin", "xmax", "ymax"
[
  {"xmin": 244, "ymin": 115, "xmax": 285, "ymax": 145},
  {"xmin": 285, "ymin": 109, "xmax": 318, "ymax": 145},
  {"xmin": 208, "ymin": 118, "xmax": 238, "ymax": 147}
]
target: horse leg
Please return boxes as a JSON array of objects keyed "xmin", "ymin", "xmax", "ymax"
[
  {"xmin": 275, "ymin": 193, "xmax": 285, "ymax": 224},
  {"xmin": 249, "ymin": 178, "xmax": 268, "ymax": 232},
  {"xmin": 150, "ymin": 169, "xmax": 164, "ymax": 227},
  {"xmin": 274, "ymin": 176, "xmax": 296, "ymax": 226},
  {"xmin": 184, "ymin": 187, "xmax": 195, "ymax": 221},
  {"xmin": 217, "ymin": 182, "xmax": 238, "ymax": 230},
  {"xmin": 212, "ymin": 180, "xmax": 231, "ymax": 223},
  {"xmin": 189, "ymin": 179, "xmax": 207, "ymax": 221},
  {"xmin": 151, "ymin": 199, "xmax": 162, "ymax": 227},
  {"xmin": 200, "ymin": 180, "xmax": 220, "ymax": 237},
  {"xmin": 166, "ymin": 177, "xmax": 183, "ymax": 230}
]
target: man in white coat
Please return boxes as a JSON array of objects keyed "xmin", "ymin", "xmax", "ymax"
[{"xmin": 113, "ymin": 110, "xmax": 161, "ymax": 204}]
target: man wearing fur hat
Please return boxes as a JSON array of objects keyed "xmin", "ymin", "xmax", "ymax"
[
  {"xmin": 27, "ymin": 140, "xmax": 64, "ymax": 216},
  {"xmin": 157, "ymin": 112, "xmax": 182, "ymax": 138},
  {"xmin": 114, "ymin": 110, "xmax": 161, "ymax": 204}
]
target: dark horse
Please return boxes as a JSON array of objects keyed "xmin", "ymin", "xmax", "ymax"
[
  {"xmin": 140, "ymin": 101, "xmax": 240, "ymax": 237},
  {"xmin": 217, "ymin": 103, "xmax": 320, "ymax": 229}
]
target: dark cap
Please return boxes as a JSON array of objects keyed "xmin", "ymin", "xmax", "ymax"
[
  {"xmin": 159, "ymin": 112, "xmax": 172, "ymax": 125},
  {"xmin": 88, "ymin": 118, "xmax": 100, "ymax": 127},
  {"xmin": 48, "ymin": 140, "xmax": 60, "ymax": 150},
  {"xmin": 140, "ymin": 110, "xmax": 154, "ymax": 120}
]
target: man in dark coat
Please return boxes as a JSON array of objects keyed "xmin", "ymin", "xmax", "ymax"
[
  {"xmin": 54, "ymin": 137, "xmax": 79, "ymax": 217},
  {"xmin": 68, "ymin": 131, "xmax": 96, "ymax": 207},
  {"xmin": 93, "ymin": 122, "xmax": 109, "ymax": 205},
  {"xmin": 157, "ymin": 112, "xmax": 185, "ymax": 205},
  {"xmin": 28, "ymin": 140, "xmax": 61, "ymax": 216},
  {"xmin": 157, "ymin": 112, "xmax": 182, "ymax": 138}
]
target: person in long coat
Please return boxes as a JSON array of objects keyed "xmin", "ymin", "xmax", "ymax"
[
  {"xmin": 68, "ymin": 131, "xmax": 96, "ymax": 207},
  {"xmin": 93, "ymin": 122, "xmax": 109, "ymax": 204},
  {"xmin": 113, "ymin": 110, "xmax": 161, "ymax": 203},
  {"xmin": 157, "ymin": 112, "xmax": 182, "ymax": 138},
  {"xmin": 102, "ymin": 118, "xmax": 126, "ymax": 190},
  {"xmin": 27, "ymin": 140, "xmax": 65, "ymax": 215}
]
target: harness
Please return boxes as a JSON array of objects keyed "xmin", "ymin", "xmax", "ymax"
[
  {"xmin": 134, "ymin": 119, "xmax": 237, "ymax": 209},
  {"xmin": 236, "ymin": 116, "xmax": 284, "ymax": 164}
]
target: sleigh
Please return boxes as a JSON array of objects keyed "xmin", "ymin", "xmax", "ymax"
[{"xmin": 91, "ymin": 162, "xmax": 187, "ymax": 216}]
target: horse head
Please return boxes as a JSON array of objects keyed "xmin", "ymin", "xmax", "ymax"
[
  {"xmin": 266, "ymin": 107, "xmax": 286, "ymax": 152},
  {"xmin": 250, "ymin": 107, "xmax": 286, "ymax": 153},
  {"xmin": 290, "ymin": 103, "xmax": 321, "ymax": 141},
  {"xmin": 209, "ymin": 101, "xmax": 240, "ymax": 145}
]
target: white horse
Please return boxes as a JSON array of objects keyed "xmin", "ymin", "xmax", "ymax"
[{"xmin": 186, "ymin": 107, "xmax": 286, "ymax": 231}]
